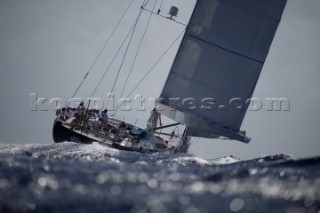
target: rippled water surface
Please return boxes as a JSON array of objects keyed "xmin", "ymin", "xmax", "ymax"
[{"xmin": 0, "ymin": 143, "xmax": 319, "ymax": 213}]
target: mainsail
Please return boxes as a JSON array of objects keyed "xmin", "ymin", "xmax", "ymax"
[{"xmin": 158, "ymin": 0, "xmax": 287, "ymax": 143}]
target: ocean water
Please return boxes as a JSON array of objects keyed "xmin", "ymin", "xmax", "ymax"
[{"xmin": 0, "ymin": 142, "xmax": 319, "ymax": 213}]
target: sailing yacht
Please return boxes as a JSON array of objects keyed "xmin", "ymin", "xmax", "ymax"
[{"xmin": 53, "ymin": 0, "xmax": 287, "ymax": 153}]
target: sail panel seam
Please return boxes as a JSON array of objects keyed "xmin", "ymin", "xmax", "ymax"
[{"xmin": 187, "ymin": 33, "xmax": 264, "ymax": 64}]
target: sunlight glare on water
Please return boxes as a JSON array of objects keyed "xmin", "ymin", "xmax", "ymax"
[{"xmin": 0, "ymin": 143, "xmax": 319, "ymax": 212}]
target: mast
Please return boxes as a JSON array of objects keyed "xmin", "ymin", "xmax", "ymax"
[{"xmin": 157, "ymin": 0, "xmax": 287, "ymax": 143}]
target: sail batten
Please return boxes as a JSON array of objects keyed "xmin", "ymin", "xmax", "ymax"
[{"xmin": 158, "ymin": 0, "xmax": 287, "ymax": 142}]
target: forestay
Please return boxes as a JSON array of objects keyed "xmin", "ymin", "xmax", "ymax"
[{"xmin": 158, "ymin": 0, "xmax": 287, "ymax": 142}]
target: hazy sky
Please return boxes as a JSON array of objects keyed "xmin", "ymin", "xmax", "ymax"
[{"xmin": 0, "ymin": 0, "xmax": 319, "ymax": 160}]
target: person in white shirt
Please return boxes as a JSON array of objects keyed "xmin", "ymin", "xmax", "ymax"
[
  {"xmin": 58, "ymin": 107, "xmax": 66, "ymax": 121},
  {"xmin": 65, "ymin": 107, "xmax": 74, "ymax": 119},
  {"xmin": 76, "ymin": 102, "xmax": 85, "ymax": 116},
  {"xmin": 93, "ymin": 110, "xmax": 102, "ymax": 129}
]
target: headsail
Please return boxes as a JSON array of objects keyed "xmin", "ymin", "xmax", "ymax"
[{"xmin": 158, "ymin": 0, "xmax": 287, "ymax": 143}]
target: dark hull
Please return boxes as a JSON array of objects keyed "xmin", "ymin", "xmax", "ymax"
[
  {"xmin": 52, "ymin": 120, "xmax": 157, "ymax": 153},
  {"xmin": 52, "ymin": 120, "xmax": 93, "ymax": 144},
  {"xmin": 52, "ymin": 120, "xmax": 182, "ymax": 154}
]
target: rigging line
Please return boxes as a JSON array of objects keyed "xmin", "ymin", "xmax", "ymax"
[
  {"xmin": 143, "ymin": 0, "xmax": 151, "ymax": 7},
  {"xmin": 90, "ymin": 19, "xmax": 138, "ymax": 98},
  {"xmin": 71, "ymin": 0, "xmax": 134, "ymax": 98},
  {"xmin": 113, "ymin": 29, "xmax": 185, "ymax": 114},
  {"xmin": 158, "ymin": 0, "xmax": 165, "ymax": 13},
  {"xmin": 104, "ymin": 6, "xmax": 146, "ymax": 107},
  {"xmin": 106, "ymin": 8, "xmax": 143, "ymax": 104},
  {"xmin": 117, "ymin": 0, "xmax": 157, "ymax": 105}
]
